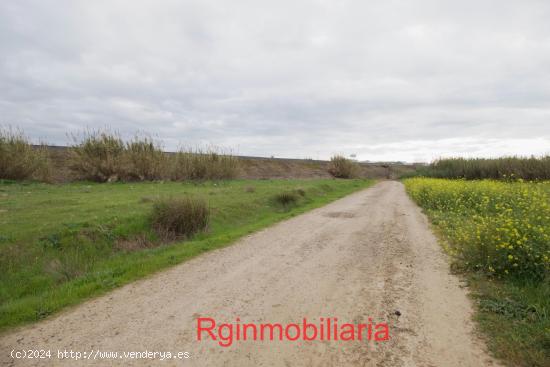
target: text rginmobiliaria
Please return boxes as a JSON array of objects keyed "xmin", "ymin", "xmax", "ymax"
[{"xmin": 197, "ymin": 317, "xmax": 390, "ymax": 347}]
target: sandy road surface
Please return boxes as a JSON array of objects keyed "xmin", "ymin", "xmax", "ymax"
[{"xmin": 1, "ymin": 181, "xmax": 499, "ymax": 367}]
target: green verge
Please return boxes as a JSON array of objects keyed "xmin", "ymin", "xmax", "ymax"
[
  {"xmin": 468, "ymin": 275, "xmax": 549, "ymax": 366},
  {"xmin": 403, "ymin": 178, "xmax": 549, "ymax": 367},
  {"xmin": 0, "ymin": 179, "xmax": 374, "ymax": 332}
]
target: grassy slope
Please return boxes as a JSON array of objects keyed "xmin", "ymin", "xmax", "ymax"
[
  {"xmin": 0, "ymin": 179, "xmax": 374, "ymax": 331},
  {"xmin": 403, "ymin": 178, "xmax": 549, "ymax": 367}
]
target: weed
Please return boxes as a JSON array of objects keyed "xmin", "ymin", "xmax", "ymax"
[
  {"xmin": 68, "ymin": 130, "xmax": 125, "ymax": 182},
  {"xmin": 328, "ymin": 155, "xmax": 359, "ymax": 178},
  {"xmin": 273, "ymin": 191, "xmax": 299, "ymax": 208},
  {"xmin": 151, "ymin": 197, "xmax": 210, "ymax": 240},
  {"xmin": 0, "ymin": 127, "xmax": 51, "ymax": 181},
  {"xmin": 122, "ymin": 135, "xmax": 167, "ymax": 181},
  {"xmin": 412, "ymin": 156, "xmax": 550, "ymax": 180},
  {"xmin": 170, "ymin": 147, "xmax": 239, "ymax": 180}
]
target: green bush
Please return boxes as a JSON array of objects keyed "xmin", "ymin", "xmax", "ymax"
[
  {"xmin": 328, "ymin": 155, "xmax": 359, "ymax": 178},
  {"xmin": 151, "ymin": 197, "xmax": 210, "ymax": 240},
  {"xmin": 0, "ymin": 128, "xmax": 51, "ymax": 181}
]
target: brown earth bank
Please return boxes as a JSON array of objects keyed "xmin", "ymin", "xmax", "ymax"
[
  {"xmin": 0, "ymin": 181, "xmax": 500, "ymax": 366},
  {"xmin": 43, "ymin": 146, "xmax": 418, "ymax": 182}
]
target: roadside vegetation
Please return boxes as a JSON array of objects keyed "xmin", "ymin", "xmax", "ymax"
[
  {"xmin": 404, "ymin": 156, "xmax": 550, "ymax": 180},
  {"xmin": 271, "ymin": 188, "xmax": 308, "ymax": 210},
  {"xmin": 328, "ymin": 155, "xmax": 360, "ymax": 178},
  {"xmin": 68, "ymin": 130, "xmax": 239, "ymax": 182},
  {"xmin": 0, "ymin": 128, "xmax": 51, "ymax": 181},
  {"xmin": 151, "ymin": 197, "xmax": 210, "ymax": 240},
  {"xmin": 1, "ymin": 127, "xmax": 416, "ymax": 183},
  {"xmin": 405, "ymin": 178, "xmax": 550, "ymax": 366},
  {"xmin": 170, "ymin": 148, "xmax": 239, "ymax": 181},
  {"xmin": 0, "ymin": 178, "xmax": 374, "ymax": 331}
]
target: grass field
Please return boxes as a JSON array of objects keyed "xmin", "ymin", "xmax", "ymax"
[
  {"xmin": 404, "ymin": 178, "xmax": 550, "ymax": 366},
  {"xmin": 0, "ymin": 178, "xmax": 374, "ymax": 331}
]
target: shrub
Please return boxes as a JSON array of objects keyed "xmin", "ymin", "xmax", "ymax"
[
  {"xmin": 418, "ymin": 156, "xmax": 550, "ymax": 181},
  {"xmin": 328, "ymin": 155, "xmax": 359, "ymax": 178},
  {"xmin": 122, "ymin": 135, "xmax": 167, "ymax": 181},
  {"xmin": 170, "ymin": 148, "xmax": 239, "ymax": 180},
  {"xmin": 68, "ymin": 130, "xmax": 125, "ymax": 182},
  {"xmin": 69, "ymin": 131, "xmax": 168, "ymax": 182},
  {"xmin": 0, "ymin": 128, "xmax": 51, "ymax": 181},
  {"xmin": 151, "ymin": 197, "xmax": 210, "ymax": 240},
  {"xmin": 273, "ymin": 191, "xmax": 299, "ymax": 208}
]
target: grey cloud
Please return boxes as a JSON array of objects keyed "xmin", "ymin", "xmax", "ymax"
[{"xmin": 1, "ymin": 0, "xmax": 550, "ymax": 162}]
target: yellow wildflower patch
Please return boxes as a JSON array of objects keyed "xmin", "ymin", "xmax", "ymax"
[{"xmin": 404, "ymin": 178, "xmax": 550, "ymax": 280}]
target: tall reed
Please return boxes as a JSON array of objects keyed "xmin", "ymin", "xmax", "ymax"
[
  {"xmin": 412, "ymin": 156, "xmax": 550, "ymax": 180},
  {"xmin": 0, "ymin": 127, "xmax": 51, "ymax": 181},
  {"xmin": 170, "ymin": 147, "xmax": 239, "ymax": 180}
]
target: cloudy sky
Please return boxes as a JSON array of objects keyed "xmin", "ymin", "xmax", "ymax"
[{"xmin": 1, "ymin": 0, "xmax": 550, "ymax": 162}]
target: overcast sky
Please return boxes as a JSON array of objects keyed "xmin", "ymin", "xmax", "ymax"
[{"xmin": 1, "ymin": 0, "xmax": 550, "ymax": 162}]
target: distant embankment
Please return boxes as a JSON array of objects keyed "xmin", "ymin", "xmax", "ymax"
[{"xmin": 44, "ymin": 145, "xmax": 417, "ymax": 181}]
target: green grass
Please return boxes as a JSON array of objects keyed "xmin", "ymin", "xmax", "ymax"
[
  {"xmin": 404, "ymin": 178, "xmax": 549, "ymax": 366},
  {"xmin": 469, "ymin": 276, "xmax": 549, "ymax": 366},
  {"xmin": 0, "ymin": 178, "xmax": 374, "ymax": 331}
]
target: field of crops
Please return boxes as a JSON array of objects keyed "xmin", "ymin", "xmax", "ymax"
[{"xmin": 404, "ymin": 178, "xmax": 550, "ymax": 365}]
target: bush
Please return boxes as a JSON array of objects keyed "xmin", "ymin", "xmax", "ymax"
[
  {"xmin": 328, "ymin": 155, "xmax": 359, "ymax": 178},
  {"xmin": 170, "ymin": 148, "xmax": 239, "ymax": 180},
  {"xmin": 122, "ymin": 135, "xmax": 167, "ymax": 181},
  {"xmin": 151, "ymin": 197, "xmax": 210, "ymax": 240},
  {"xmin": 0, "ymin": 128, "xmax": 51, "ymax": 181},
  {"xmin": 273, "ymin": 191, "xmax": 299, "ymax": 208},
  {"xmin": 68, "ymin": 130, "xmax": 125, "ymax": 182},
  {"xmin": 3, "ymin": 127, "xmax": 241, "ymax": 183},
  {"xmin": 418, "ymin": 156, "xmax": 550, "ymax": 180},
  {"xmin": 69, "ymin": 131, "xmax": 168, "ymax": 182}
]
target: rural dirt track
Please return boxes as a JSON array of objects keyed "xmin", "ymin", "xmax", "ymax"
[{"xmin": 1, "ymin": 181, "xmax": 500, "ymax": 367}]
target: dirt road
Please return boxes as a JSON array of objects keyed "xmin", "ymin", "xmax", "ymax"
[{"xmin": 1, "ymin": 181, "xmax": 499, "ymax": 366}]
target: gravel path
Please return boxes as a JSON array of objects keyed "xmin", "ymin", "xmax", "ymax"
[{"xmin": 1, "ymin": 181, "xmax": 499, "ymax": 366}]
